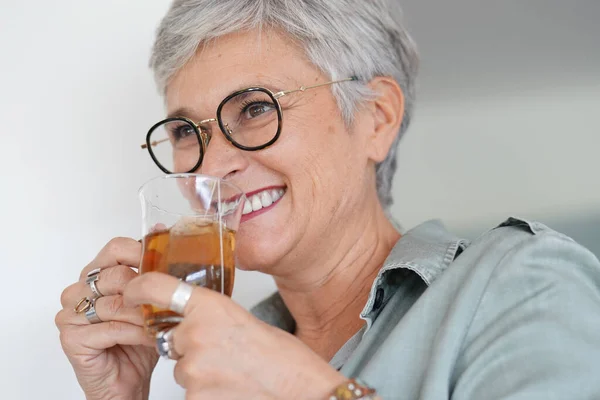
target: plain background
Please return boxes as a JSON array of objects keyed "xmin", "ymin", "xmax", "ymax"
[{"xmin": 1, "ymin": 1, "xmax": 598, "ymax": 398}]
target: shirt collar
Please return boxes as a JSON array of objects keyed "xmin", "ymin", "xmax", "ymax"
[{"xmin": 250, "ymin": 220, "xmax": 468, "ymax": 332}]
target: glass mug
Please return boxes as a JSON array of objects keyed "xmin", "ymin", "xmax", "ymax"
[{"xmin": 138, "ymin": 174, "xmax": 246, "ymax": 335}]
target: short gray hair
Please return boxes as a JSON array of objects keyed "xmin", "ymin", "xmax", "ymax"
[{"xmin": 150, "ymin": 0, "xmax": 419, "ymax": 209}]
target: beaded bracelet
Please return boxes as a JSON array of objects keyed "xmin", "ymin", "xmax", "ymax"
[{"xmin": 328, "ymin": 378, "xmax": 380, "ymax": 400}]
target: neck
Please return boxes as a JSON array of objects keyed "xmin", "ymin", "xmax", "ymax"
[{"xmin": 272, "ymin": 203, "xmax": 401, "ymax": 361}]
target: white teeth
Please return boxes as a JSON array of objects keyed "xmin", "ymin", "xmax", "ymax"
[
  {"xmin": 260, "ymin": 191, "xmax": 273, "ymax": 208},
  {"xmin": 238, "ymin": 188, "xmax": 285, "ymax": 216},
  {"xmin": 251, "ymin": 196, "xmax": 262, "ymax": 212},
  {"xmin": 242, "ymin": 200, "xmax": 253, "ymax": 215},
  {"xmin": 271, "ymin": 189, "xmax": 281, "ymax": 202}
]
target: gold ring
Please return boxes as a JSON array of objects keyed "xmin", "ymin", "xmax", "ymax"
[{"xmin": 74, "ymin": 297, "xmax": 93, "ymax": 314}]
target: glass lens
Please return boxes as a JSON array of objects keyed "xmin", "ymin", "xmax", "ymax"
[
  {"xmin": 219, "ymin": 90, "xmax": 279, "ymax": 148},
  {"xmin": 148, "ymin": 119, "xmax": 202, "ymax": 173}
]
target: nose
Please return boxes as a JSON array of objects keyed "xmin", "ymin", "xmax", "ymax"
[{"xmin": 198, "ymin": 127, "xmax": 248, "ymax": 179}]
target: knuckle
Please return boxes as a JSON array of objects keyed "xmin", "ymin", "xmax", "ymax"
[
  {"xmin": 59, "ymin": 328, "xmax": 84, "ymax": 356},
  {"xmin": 102, "ymin": 265, "xmax": 118, "ymax": 283},
  {"xmin": 107, "ymin": 320, "xmax": 123, "ymax": 334},
  {"xmin": 101, "ymin": 265, "xmax": 137, "ymax": 294},
  {"xmin": 180, "ymin": 358, "xmax": 195, "ymax": 374},
  {"xmin": 176, "ymin": 356, "xmax": 221, "ymax": 390},
  {"xmin": 142, "ymin": 271, "xmax": 161, "ymax": 282},
  {"xmin": 188, "ymin": 330, "xmax": 205, "ymax": 350},
  {"xmin": 177, "ymin": 358, "xmax": 201, "ymax": 384},
  {"xmin": 80, "ymin": 262, "xmax": 95, "ymax": 280},
  {"xmin": 133, "ymin": 272, "xmax": 162, "ymax": 292},
  {"xmin": 98, "ymin": 265, "xmax": 121, "ymax": 287},
  {"xmin": 54, "ymin": 310, "xmax": 66, "ymax": 328},
  {"xmin": 105, "ymin": 237, "xmax": 125, "ymax": 254},
  {"xmin": 106, "ymin": 295, "xmax": 125, "ymax": 316},
  {"xmin": 112, "ymin": 265, "xmax": 138, "ymax": 284},
  {"xmin": 59, "ymin": 328, "xmax": 76, "ymax": 348},
  {"xmin": 196, "ymin": 368, "xmax": 223, "ymax": 388},
  {"xmin": 60, "ymin": 283, "xmax": 79, "ymax": 308},
  {"xmin": 173, "ymin": 361, "xmax": 186, "ymax": 387},
  {"xmin": 103, "ymin": 265, "xmax": 132, "ymax": 290}
]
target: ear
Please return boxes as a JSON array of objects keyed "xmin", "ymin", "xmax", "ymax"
[{"xmin": 365, "ymin": 77, "xmax": 405, "ymax": 163}]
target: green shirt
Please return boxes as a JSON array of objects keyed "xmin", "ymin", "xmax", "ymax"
[{"xmin": 251, "ymin": 217, "xmax": 600, "ymax": 399}]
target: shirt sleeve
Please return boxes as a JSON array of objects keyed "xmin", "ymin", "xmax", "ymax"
[{"xmin": 451, "ymin": 230, "xmax": 600, "ymax": 400}]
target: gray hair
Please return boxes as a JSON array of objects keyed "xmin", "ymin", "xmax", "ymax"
[{"xmin": 150, "ymin": 0, "xmax": 419, "ymax": 209}]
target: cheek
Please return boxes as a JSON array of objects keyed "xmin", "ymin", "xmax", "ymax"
[
  {"xmin": 273, "ymin": 114, "xmax": 356, "ymax": 192},
  {"xmin": 174, "ymin": 152, "xmax": 196, "ymax": 172},
  {"xmin": 234, "ymin": 224, "xmax": 292, "ymax": 271},
  {"xmin": 296, "ymin": 134, "xmax": 359, "ymax": 224}
]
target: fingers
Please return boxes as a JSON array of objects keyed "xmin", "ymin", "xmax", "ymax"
[
  {"xmin": 174, "ymin": 354, "xmax": 269, "ymax": 396},
  {"xmin": 92, "ymin": 265, "xmax": 138, "ymax": 297},
  {"xmin": 58, "ymin": 264, "xmax": 145, "ymax": 330},
  {"xmin": 173, "ymin": 353, "xmax": 223, "ymax": 391},
  {"xmin": 151, "ymin": 223, "xmax": 167, "ymax": 233},
  {"xmin": 56, "ymin": 295, "xmax": 145, "ymax": 327},
  {"xmin": 85, "ymin": 321, "xmax": 155, "ymax": 349},
  {"xmin": 60, "ymin": 282, "xmax": 85, "ymax": 310},
  {"xmin": 61, "ymin": 265, "xmax": 138, "ymax": 308},
  {"xmin": 59, "ymin": 321, "xmax": 155, "ymax": 354},
  {"xmin": 60, "ymin": 237, "xmax": 141, "ymax": 310},
  {"xmin": 123, "ymin": 272, "xmax": 222, "ymax": 316},
  {"xmin": 80, "ymin": 237, "xmax": 142, "ymax": 279},
  {"xmin": 174, "ymin": 355, "xmax": 201, "ymax": 390},
  {"xmin": 94, "ymin": 296, "xmax": 145, "ymax": 325},
  {"xmin": 124, "ymin": 272, "xmax": 189, "ymax": 311}
]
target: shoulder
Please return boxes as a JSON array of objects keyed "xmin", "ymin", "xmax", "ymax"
[
  {"xmin": 446, "ymin": 218, "xmax": 600, "ymax": 397},
  {"xmin": 460, "ymin": 216, "xmax": 600, "ymax": 284},
  {"xmin": 425, "ymin": 216, "xmax": 600, "ymax": 311},
  {"xmin": 452, "ymin": 216, "xmax": 600, "ymax": 323}
]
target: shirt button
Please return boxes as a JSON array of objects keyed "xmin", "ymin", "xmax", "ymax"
[{"xmin": 373, "ymin": 288, "xmax": 384, "ymax": 310}]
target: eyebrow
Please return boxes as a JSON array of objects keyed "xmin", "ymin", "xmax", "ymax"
[
  {"xmin": 166, "ymin": 81, "xmax": 287, "ymax": 119},
  {"xmin": 167, "ymin": 107, "xmax": 200, "ymax": 120}
]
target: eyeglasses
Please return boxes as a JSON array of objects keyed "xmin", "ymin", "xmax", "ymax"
[{"xmin": 141, "ymin": 76, "xmax": 357, "ymax": 174}]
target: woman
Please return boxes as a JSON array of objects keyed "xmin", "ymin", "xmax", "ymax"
[{"xmin": 56, "ymin": 1, "xmax": 600, "ymax": 399}]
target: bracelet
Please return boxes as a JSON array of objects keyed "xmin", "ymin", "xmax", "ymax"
[{"xmin": 328, "ymin": 378, "xmax": 380, "ymax": 400}]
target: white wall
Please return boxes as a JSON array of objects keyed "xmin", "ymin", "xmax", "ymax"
[
  {"xmin": 0, "ymin": 1, "xmax": 598, "ymax": 399},
  {"xmin": 393, "ymin": 0, "xmax": 600, "ymax": 232},
  {"xmin": 0, "ymin": 2, "xmax": 275, "ymax": 398},
  {"xmin": 394, "ymin": 83, "xmax": 600, "ymax": 232}
]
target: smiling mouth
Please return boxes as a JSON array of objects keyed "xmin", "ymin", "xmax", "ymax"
[{"xmin": 238, "ymin": 187, "xmax": 286, "ymax": 216}]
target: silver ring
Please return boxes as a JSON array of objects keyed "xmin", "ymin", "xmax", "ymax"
[
  {"xmin": 85, "ymin": 298, "xmax": 102, "ymax": 324},
  {"xmin": 156, "ymin": 328, "xmax": 179, "ymax": 360},
  {"xmin": 169, "ymin": 282, "xmax": 194, "ymax": 315},
  {"xmin": 86, "ymin": 268, "xmax": 103, "ymax": 299}
]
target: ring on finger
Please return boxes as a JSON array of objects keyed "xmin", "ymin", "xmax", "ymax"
[
  {"xmin": 85, "ymin": 298, "xmax": 102, "ymax": 324},
  {"xmin": 156, "ymin": 328, "xmax": 180, "ymax": 360},
  {"xmin": 169, "ymin": 281, "xmax": 194, "ymax": 315},
  {"xmin": 86, "ymin": 268, "xmax": 104, "ymax": 299},
  {"xmin": 74, "ymin": 297, "xmax": 93, "ymax": 314}
]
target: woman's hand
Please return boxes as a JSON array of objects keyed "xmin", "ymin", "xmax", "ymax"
[
  {"xmin": 56, "ymin": 238, "xmax": 159, "ymax": 400},
  {"xmin": 124, "ymin": 272, "xmax": 347, "ymax": 400}
]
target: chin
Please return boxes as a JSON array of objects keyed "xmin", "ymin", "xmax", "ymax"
[
  {"xmin": 234, "ymin": 231, "xmax": 290, "ymax": 274},
  {"xmin": 233, "ymin": 198, "xmax": 293, "ymax": 273}
]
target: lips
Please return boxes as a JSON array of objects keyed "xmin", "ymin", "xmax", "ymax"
[
  {"xmin": 242, "ymin": 187, "xmax": 285, "ymax": 215},
  {"xmin": 219, "ymin": 186, "xmax": 286, "ymax": 223}
]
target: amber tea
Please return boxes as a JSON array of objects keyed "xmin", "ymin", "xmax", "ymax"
[
  {"xmin": 140, "ymin": 221, "xmax": 236, "ymax": 334},
  {"xmin": 138, "ymin": 174, "xmax": 244, "ymax": 335}
]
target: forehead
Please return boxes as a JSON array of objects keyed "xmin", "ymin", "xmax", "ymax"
[{"xmin": 165, "ymin": 29, "xmax": 320, "ymax": 114}]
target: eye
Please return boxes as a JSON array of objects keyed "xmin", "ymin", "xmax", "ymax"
[
  {"xmin": 169, "ymin": 123, "xmax": 196, "ymax": 141},
  {"xmin": 241, "ymin": 101, "xmax": 276, "ymax": 119}
]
